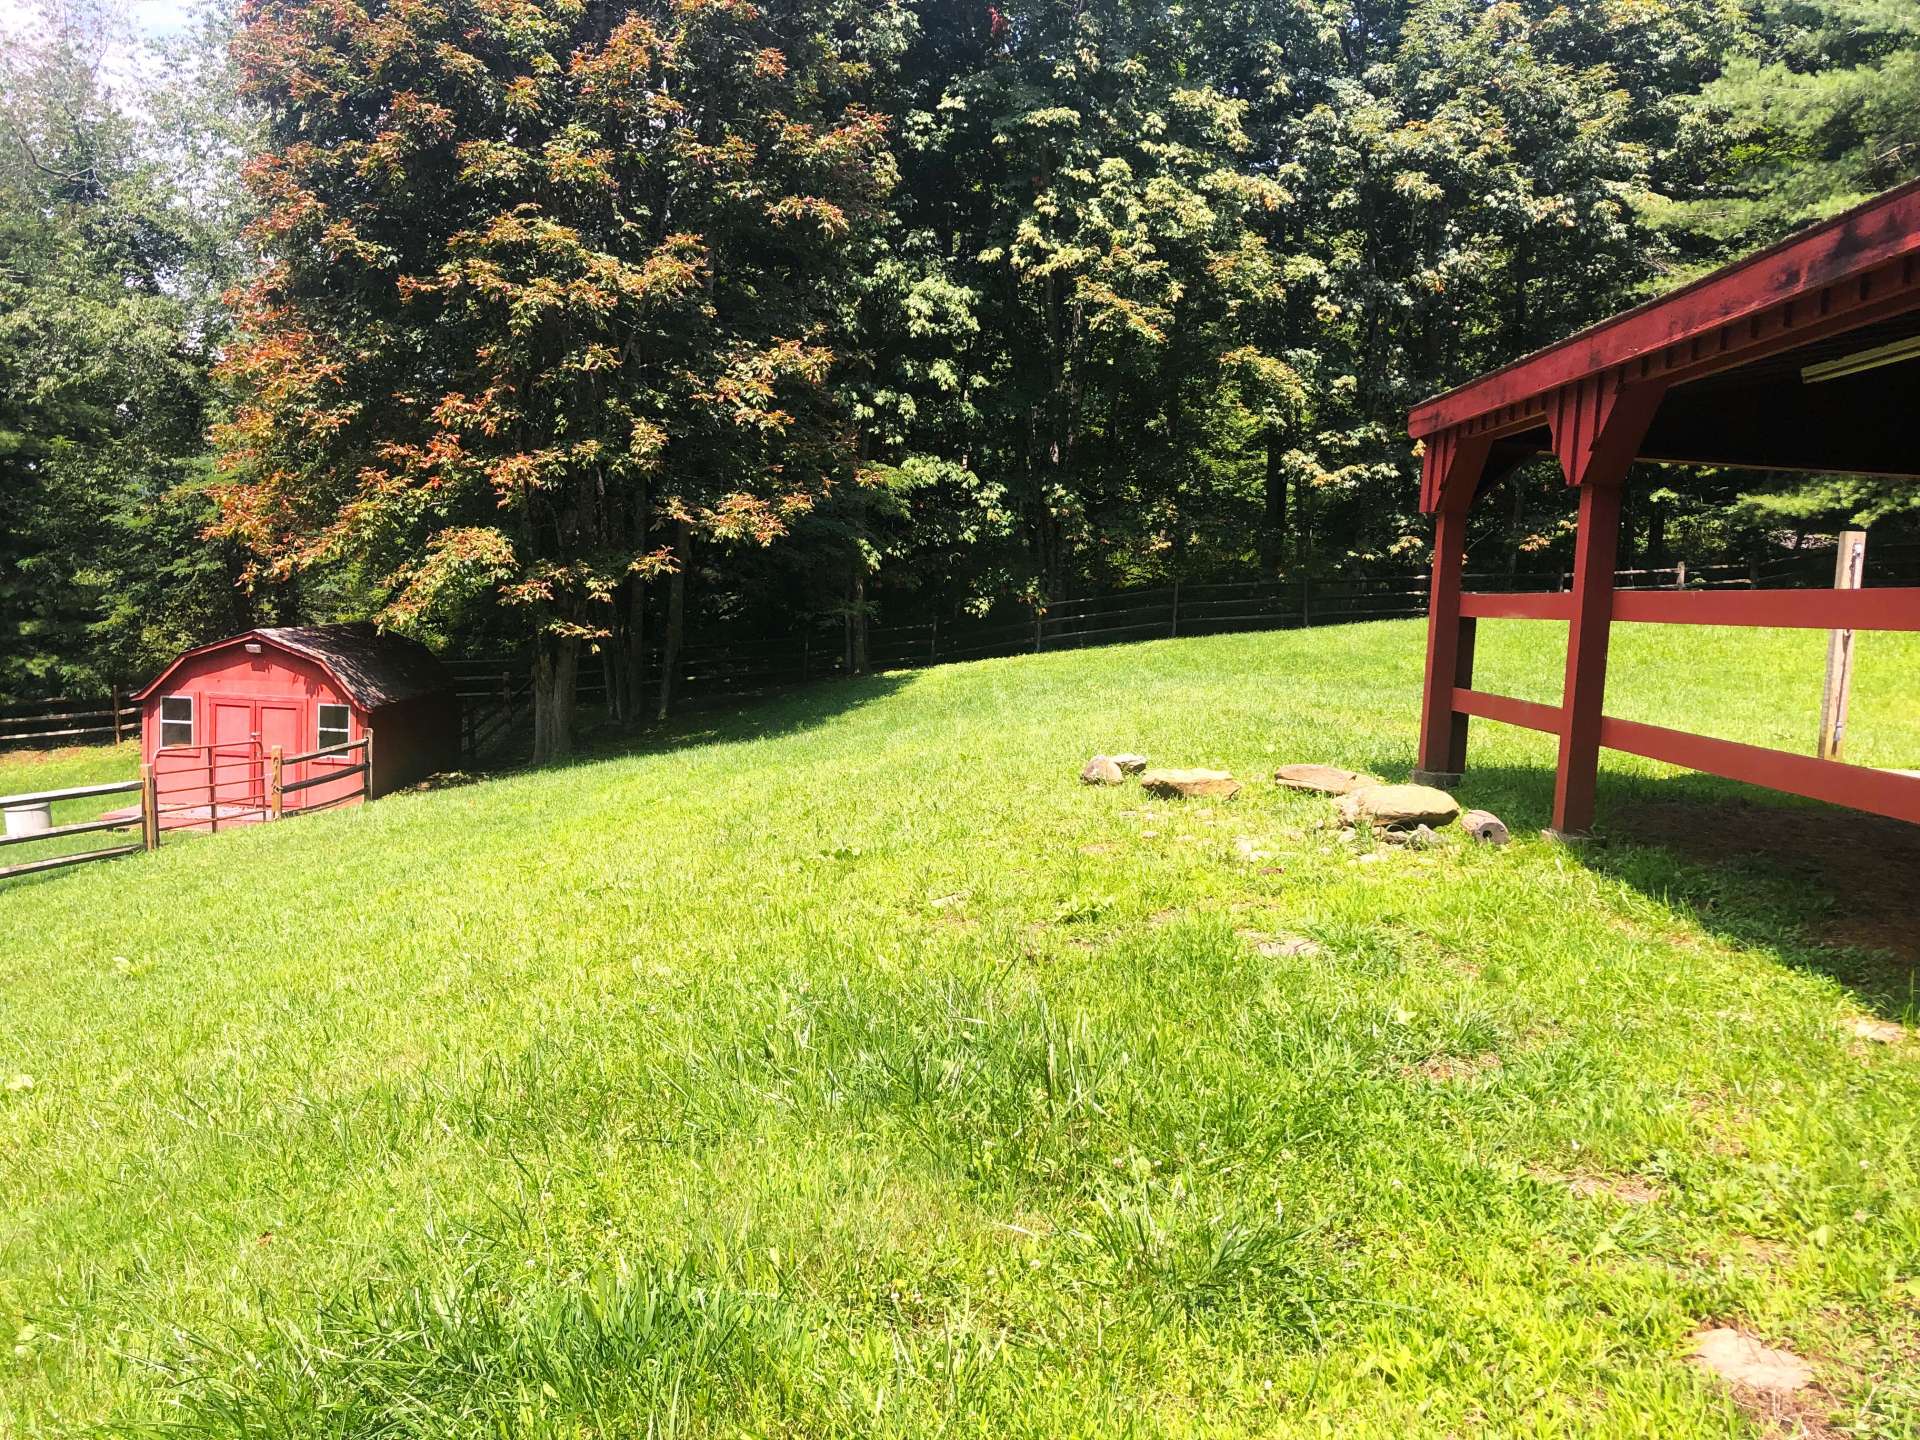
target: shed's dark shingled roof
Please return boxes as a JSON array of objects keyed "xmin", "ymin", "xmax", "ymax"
[{"xmin": 253, "ymin": 624, "xmax": 454, "ymax": 708}]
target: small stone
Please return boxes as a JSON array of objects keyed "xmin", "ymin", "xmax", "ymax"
[
  {"xmin": 1109, "ymin": 754, "xmax": 1149, "ymax": 774},
  {"xmin": 1274, "ymin": 763, "xmax": 1375, "ymax": 795},
  {"xmin": 1081, "ymin": 755, "xmax": 1125, "ymax": 786},
  {"xmin": 1381, "ymin": 824, "xmax": 1437, "ymax": 849},
  {"xmin": 1461, "ymin": 809, "xmax": 1511, "ymax": 845},
  {"xmin": 1336, "ymin": 783, "xmax": 1461, "ymax": 829},
  {"xmin": 1687, "ymin": 1327, "xmax": 1813, "ymax": 1395},
  {"xmin": 1141, "ymin": 769, "xmax": 1241, "ymax": 801}
]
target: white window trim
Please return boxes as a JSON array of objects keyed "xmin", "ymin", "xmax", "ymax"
[
  {"xmin": 316, "ymin": 702, "xmax": 352, "ymax": 759},
  {"xmin": 158, "ymin": 694, "xmax": 194, "ymax": 748}
]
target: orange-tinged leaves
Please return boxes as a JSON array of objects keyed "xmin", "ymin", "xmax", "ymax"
[{"xmin": 765, "ymin": 196, "xmax": 849, "ymax": 237}]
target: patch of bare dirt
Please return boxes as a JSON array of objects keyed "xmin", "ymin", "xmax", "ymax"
[
  {"xmin": 1687, "ymin": 1327, "xmax": 1842, "ymax": 1438},
  {"xmin": 1612, "ymin": 798, "xmax": 1920, "ymax": 974},
  {"xmin": 1699, "ymin": 1236, "xmax": 1794, "ymax": 1278},
  {"xmin": 1403, "ymin": 1051, "xmax": 1502, "ymax": 1083},
  {"xmin": 1847, "ymin": 1015, "xmax": 1907, "ymax": 1045},
  {"xmin": 1528, "ymin": 1165, "xmax": 1660, "ymax": 1205},
  {"xmin": 1236, "ymin": 928, "xmax": 1323, "ymax": 960}
]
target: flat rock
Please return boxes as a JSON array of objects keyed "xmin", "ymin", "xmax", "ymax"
[
  {"xmin": 1141, "ymin": 768, "xmax": 1241, "ymax": 801},
  {"xmin": 1687, "ymin": 1327, "xmax": 1813, "ymax": 1394},
  {"xmin": 1275, "ymin": 763, "xmax": 1375, "ymax": 795},
  {"xmin": 1080, "ymin": 755, "xmax": 1124, "ymax": 786},
  {"xmin": 1461, "ymin": 809, "xmax": 1511, "ymax": 845},
  {"xmin": 1109, "ymin": 753, "xmax": 1149, "ymax": 774},
  {"xmin": 1337, "ymin": 783, "xmax": 1461, "ymax": 829}
]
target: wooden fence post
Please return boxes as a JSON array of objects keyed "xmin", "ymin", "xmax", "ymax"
[
  {"xmin": 111, "ymin": 687, "xmax": 123, "ymax": 744},
  {"xmin": 140, "ymin": 763, "xmax": 158, "ymax": 851},
  {"xmin": 269, "ymin": 746, "xmax": 284, "ymax": 819},
  {"xmin": 1170, "ymin": 581, "xmax": 1181, "ymax": 639},
  {"xmin": 362, "ymin": 734, "xmax": 375, "ymax": 800},
  {"xmin": 929, "ymin": 615, "xmax": 938, "ymax": 663},
  {"xmin": 1033, "ymin": 610, "xmax": 1043, "ymax": 653},
  {"xmin": 1818, "ymin": 529, "xmax": 1867, "ymax": 761},
  {"xmin": 1675, "ymin": 560, "xmax": 1688, "ymax": 590}
]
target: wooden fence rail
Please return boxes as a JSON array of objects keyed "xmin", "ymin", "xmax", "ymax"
[
  {"xmin": 0, "ymin": 693, "xmax": 138, "ymax": 747},
  {"xmin": 0, "ymin": 740, "xmax": 373, "ymax": 883},
  {"xmin": 0, "ymin": 776, "xmax": 147, "ymax": 881}
]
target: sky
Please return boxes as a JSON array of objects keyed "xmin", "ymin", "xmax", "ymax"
[
  {"xmin": 0, "ymin": 1, "xmax": 204, "ymax": 104},
  {"xmin": 0, "ymin": 0, "xmax": 196, "ymax": 38}
]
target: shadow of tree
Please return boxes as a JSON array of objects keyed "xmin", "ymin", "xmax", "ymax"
[{"xmin": 481, "ymin": 672, "xmax": 916, "ymax": 776}]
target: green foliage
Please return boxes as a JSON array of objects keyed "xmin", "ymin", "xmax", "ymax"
[
  {"xmin": 7, "ymin": 0, "xmax": 1920, "ymax": 708},
  {"xmin": 0, "ymin": 2, "xmax": 253, "ymax": 701},
  {"xmin": 215, "ymin": 0, "xmax": 910, "ymax": 753}
]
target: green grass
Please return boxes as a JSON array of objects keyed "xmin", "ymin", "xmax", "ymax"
[{"xmin": 3, "ymin": 621, "xmax": 1918, "ymax": 1437}]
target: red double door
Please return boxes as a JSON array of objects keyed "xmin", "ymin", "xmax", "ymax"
[{"xmin": 208, "ymin": 696, "xmax": 303, "ymax": 805}]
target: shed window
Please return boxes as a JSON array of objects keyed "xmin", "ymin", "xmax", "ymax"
[
  {"xmin": 317, "ymin": 703, "xmax": 351, "ymax": 753},
  {"xmin": 159, "ymin": 696, "xmax": 193, "ymax": 748}
]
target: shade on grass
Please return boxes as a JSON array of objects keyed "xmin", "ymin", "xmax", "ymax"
[{"xmin": 3, "ymin": 620, "xmax": 1918, "ymax": 1437}]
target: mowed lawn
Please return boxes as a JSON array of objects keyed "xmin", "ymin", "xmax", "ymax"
[{"xmin": 4, "ymin": 620, "xmax": 1919, "ymax": 1437}]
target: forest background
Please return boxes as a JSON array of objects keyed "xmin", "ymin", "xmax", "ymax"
[{"xmin": 3, "ymin": 0, "xmax": 1916, "ymax": 755}]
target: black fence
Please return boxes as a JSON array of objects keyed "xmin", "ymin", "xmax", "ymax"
[
  {"xmin": 446, "ymin": 542, "xmax": 1920, "ymax": 742},
  {"xmin": 0, "ymin": 694, "xmax": 138, "ymax": 750},
  {"xmin": 7, "ymin": 544, "xmax": 1914, "ymax": 758}
]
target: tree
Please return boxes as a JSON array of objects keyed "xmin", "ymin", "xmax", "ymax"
[
  {"xmin": 216, "ymin": 0, "xmax": 906, "ymax": 758},
  {"xmin": 0, "ymin": 0, "xmax": 250, "ymax": 704}
]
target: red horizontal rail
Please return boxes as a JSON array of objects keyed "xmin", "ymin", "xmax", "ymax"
[
  {"xmin": 1459, "ymin": 593, "xmax": 1576, "ymax": 621},
  {"xmin": 1600, "ymin": 716, "xmax": 1920, "ymax": 825},
  {"xmin": 1611, "ymin": 587, "xmax": 1920, "ymax": 631},
  {"xmin": 1452, "ymin": 688, "xmax": 1563, "ymax": 733}
]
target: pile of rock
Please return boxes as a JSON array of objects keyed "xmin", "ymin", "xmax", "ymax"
[
  {"xmin": 1081, "ymin": 753, "xmax": 1244, "ymax": 801},
  {"xmin": 1079, "ymin": 751, "xmax": 1510, "ymax": 845}
]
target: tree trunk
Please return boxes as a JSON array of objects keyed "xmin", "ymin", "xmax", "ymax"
[
  {"xmin": 530, "ymin": 632, "xmax": 579, "ymax": 765},
  {"xmin": 1506, "ymin": 469, "xmax": 1526, "ymax": 581},
  {"xmin": 1648, "ymin": 499, "xmax": 1667, "ymax": 568},
  {"xmin": 610, "ymin": 572, "xmax": 647, "ymax": 727},
  {"xmin": 1261, "ymin": 429, "xmax": 1288, "ymax": 575},
  {"xmin": 849, "ymin": 559, "xmax": 868, "ymax": 676},
  {"xmin": 656, "ymin": 520, "xmax": 689, "ymax": 721}
]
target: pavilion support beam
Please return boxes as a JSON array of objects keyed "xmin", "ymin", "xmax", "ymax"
[
  {"xmin": 1414, "ymin": 432, "xmax": 1493, "ymax": 787},
  {"xmin": 1547, "ymin": 379, "xmax": 1667, "ymax": 837}
]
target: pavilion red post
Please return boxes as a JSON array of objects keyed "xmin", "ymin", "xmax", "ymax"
[
  {"xmin": 1416, "ymin": 498, "xmax": 1475, "ymax": 784},
  {"xmin": 1546, "ymin": 378, "xmax": 1667, "ymax": 837},
  {"xmin": 1414, "ymin": 433, "xmax": 1491, "ymax": 787},
  {"xmin": 1551, "ymin": 479, "xmax": 1623, "ymax": 835}
]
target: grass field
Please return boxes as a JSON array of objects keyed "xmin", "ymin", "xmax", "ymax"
[{"xmin": 4, "ymin": 619, "xmax": 1919, "ymax": 1437}]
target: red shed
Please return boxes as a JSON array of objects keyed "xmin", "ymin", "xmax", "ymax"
[{"xmin": 132, "ymin": 624, "xmax": 459, "ymax": 824}]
